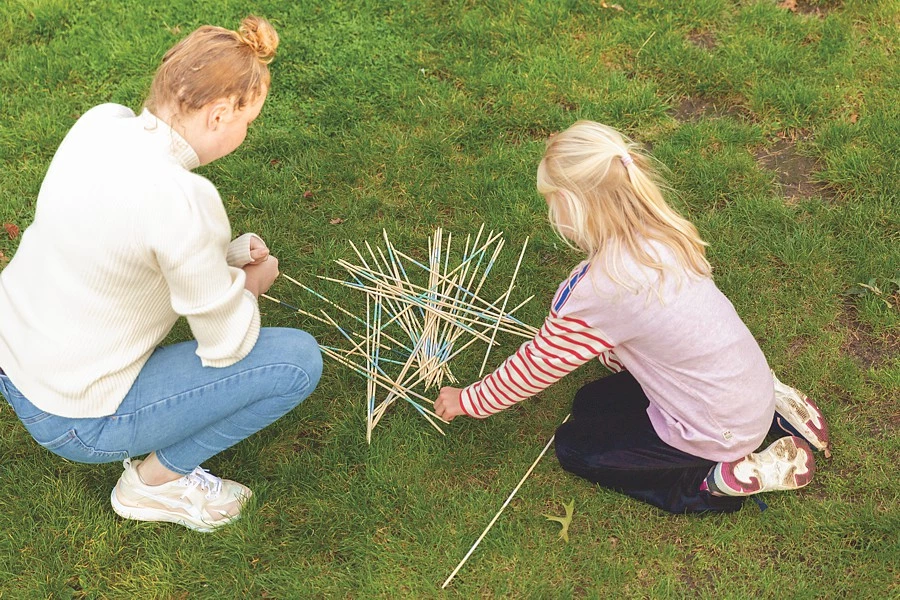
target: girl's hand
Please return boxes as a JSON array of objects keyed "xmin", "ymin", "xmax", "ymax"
[
  {"xmin": 249, "ymin": 236, "xmax": 270, "ymax": 265},
  {"xmin": 244, "ymin": 254, "xmax": 279, "ymax": 297},
  {"xmin": 435, "ymin": 386, "xmax": 467, "ymax": 422}
]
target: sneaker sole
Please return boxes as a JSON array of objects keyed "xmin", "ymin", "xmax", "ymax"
[
  {"xmin": 718, "ymin": 437, "xmax": 816, "ymax": 495},
  {"xmin": 773, "ymin": 375, "xmax": 831, "ymax": 457},
  {"xmin": 110, "ymin": 488, "xmax": 236, "ymax": 533}
]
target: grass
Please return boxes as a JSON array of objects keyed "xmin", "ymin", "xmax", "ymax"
[{"xmin": 0, "ymin": 0, "xmax": 898, "ymax": 597}]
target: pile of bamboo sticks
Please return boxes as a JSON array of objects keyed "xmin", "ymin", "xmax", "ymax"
[{"xmin": 264, "ymin": 225, "xmax": 535, "ymax": 442}]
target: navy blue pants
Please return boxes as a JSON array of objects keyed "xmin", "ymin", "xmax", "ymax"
[{"xmin": 554, "ymin": 371, "xmax": 746, "ymax": 514}]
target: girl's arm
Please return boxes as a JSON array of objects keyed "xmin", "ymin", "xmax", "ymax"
[{"xmin": 441, "ymin": 313, "xmax": 614, "ymax": 419}]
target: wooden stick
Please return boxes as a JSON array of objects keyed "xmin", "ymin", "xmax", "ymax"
[
  {"xmin": 281, "ymin": 274, "xmax": 365, "ymax": 325},
  {"xmin": 333, "ymin": 256, "xmax": 536, "ymax": 333},
  {"xmin": 365, "ymin": 294, "xmax": 375, "ymax": 443},
  {"xmin": 479, "ymin": 237, "xmax": 529, "ymax": 377},
  {"xmin": 441, "ymin": 414, "xmax": 570, "ymax": 589},
  {"xmin": 322, "ymin": 273, "xmax": 497, "ymax": 343},
  {"xmin": 322, "ymin": 271, "xmax": 534, "ymax": 339},
  {"xmin": 260, "ymin": 294, "xmax": 333, "ymax": 326},
  {"xmin": 319, "ymin": 346, "xmax": 447, "ymax": 428}
]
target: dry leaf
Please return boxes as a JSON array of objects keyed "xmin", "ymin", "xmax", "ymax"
[
  {"xmin": 778, "ymin": 0, "xmax": 798, "ymax": 12},
  {"xmin": 329, "ymin": 218, "xmax": 345, "ymax": 225},
  {"xmin": 849, "ymin": 113, "xmax": 859, "ymax": 124},
  {"xmin": 0, "ymin": 250, "xmax": 7, "ymax": 263},
  {"xmin": 270, "ymin": 159, "xmax": 280, "ymax": 166},
  {"xmin": 3, "ymin": 223, "xmax": 19, "ymax": 239},
  {"xmin": 303, "ymin": 190, "xmax": 314, "ymax": 199},
  {"xmin": 600, "ymin": 1, "xmax": 625, "ymax": 11},
  {"xmin": 543, "ymin": 499, "xmax": 574, "ymax": 542}
]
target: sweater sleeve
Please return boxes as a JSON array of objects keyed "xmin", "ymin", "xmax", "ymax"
[
  {"xmin": 150, "ymin": 178, "xmax": 260, "ymax": 367},
  {"xmin": 459, "ymin": 313, "xmax": 614, "ymax": 418},
  {"xmin": 226, "ymin": 232, "xmax": 262, "ymax": 268}
]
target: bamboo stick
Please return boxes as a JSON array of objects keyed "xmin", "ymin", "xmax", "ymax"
[
  {"xmin": 479, "ymin": 237, "xmax": 529, "ymax": 377},
  {"xmin": 441, "ymin": 414, "xmax": 570, "ymax": 589}
]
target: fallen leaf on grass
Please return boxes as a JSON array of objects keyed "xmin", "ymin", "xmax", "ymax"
[
  {"xmin": 849, "ymin": 113, "xmax": 859, "ymax": 124},
  {"xmin": 778, "ymin": 0, "xmax": 798, "ymax": 12},
  {"xmin": 3, "ymin": 223, "xmax": 19, "ymax": 239},
  {"xmin": 0, "ymin": 251, "xmax": 7, "ymax": 263},
  {"xmin": 303, "ymin": 190, "xmax": 314, "ymax": 199},
  {"xmin": 329, "ymin": 218, "xmax": 345, "ymax": 225},
  {"xmin": 600, "ymin": 1, "xmax": 625, "ymax": 11},
  {"xmin": 543, "ymin": 499, "xmax": 574, "ymax": 542}
]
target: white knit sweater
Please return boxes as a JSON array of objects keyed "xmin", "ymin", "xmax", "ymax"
[{"xmin": 0, "ymin": 104, "xmax": 261, "ymax": 418}]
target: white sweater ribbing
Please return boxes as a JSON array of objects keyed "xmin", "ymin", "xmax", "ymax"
[{"xmin": 0, "ymin": 104, "xmax": 261, "ymax": 418}]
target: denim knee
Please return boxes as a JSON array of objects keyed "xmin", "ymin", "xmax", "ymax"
[{"xmin": 281, "ymin": 328, "xmax": 323, "ymax": 399}]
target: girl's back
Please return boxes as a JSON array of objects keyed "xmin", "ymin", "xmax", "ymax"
[{"xmin": 556, "ymin": 239, "xmax": 775, "ymax": 462}]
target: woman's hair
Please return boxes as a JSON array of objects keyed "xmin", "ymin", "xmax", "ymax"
[
  {"xmin": 145, "ymin": 15, "xmax": 279, "ymax": 115},
  {"xmin": 537, "ymin": 120, "xmax": 711, "ymax": 290}
]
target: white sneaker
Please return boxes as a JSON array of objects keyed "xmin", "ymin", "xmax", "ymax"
[
  {"xmin": 110, "ymin": 458, "xmax": 252, "ymax": 532},
  {"xmin": 772, "ymin": 371, "xmax": 832, "ymax": 458},
  {"xmin": 712, "ymin": 436, "xmax": 816, "ymax": 496}
]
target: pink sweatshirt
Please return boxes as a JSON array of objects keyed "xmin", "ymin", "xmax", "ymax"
[{"xmin": 460, "ymin": 242, "xmax": 775, "ymax": 462}]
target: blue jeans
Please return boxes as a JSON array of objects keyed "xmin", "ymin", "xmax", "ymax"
[{"xmin": 0, "ymin": 327, "xmax": 322, "ymax": 475}]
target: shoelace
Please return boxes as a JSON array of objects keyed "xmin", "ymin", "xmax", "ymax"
[{"xmin": 178, "ymin": 467, "xmax": 223, "ymax": 500}]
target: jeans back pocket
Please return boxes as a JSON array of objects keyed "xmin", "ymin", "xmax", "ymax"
[{"xmin": 37, "ymin": 428, "xmax": 129, "ymax": 464}]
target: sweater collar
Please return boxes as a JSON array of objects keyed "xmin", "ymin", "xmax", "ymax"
[{"xmin": 140, "ymin": 109, "xmax": 201, "ymax": 170}]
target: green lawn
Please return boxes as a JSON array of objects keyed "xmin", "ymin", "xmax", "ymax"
[{"xmin": 0, "ymin": 0, "xmax": 897, "ymax": 597}]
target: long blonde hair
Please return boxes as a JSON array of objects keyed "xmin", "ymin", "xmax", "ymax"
[
  {"xmin": 145, "ymin": 15, "xmax": 279, "ymax": 115},
  {"xmin": 537, "ymin": 121, "xmax": 711, "ymax": 290}
]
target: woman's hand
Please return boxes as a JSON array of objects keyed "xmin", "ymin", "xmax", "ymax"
[
  {"xmin": 243, "ymin": 254, "xmax": 279, "ymax": 297},
  {"xmin": 435, "ymin": 386, "xmax": 467, "ymax": 422},
  {"xmin": 248, "ymin": 235, "xmax": 270, "ymax": 265}
]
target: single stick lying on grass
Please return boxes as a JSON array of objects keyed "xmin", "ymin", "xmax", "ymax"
[{"xmin": 441, "ymin": 414, "xmax": 571, "ymax": 589}]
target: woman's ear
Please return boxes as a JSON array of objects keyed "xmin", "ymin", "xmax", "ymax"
[{"xmin": 206, "ymin": 101, "xmax": 232, "ymax": 131}]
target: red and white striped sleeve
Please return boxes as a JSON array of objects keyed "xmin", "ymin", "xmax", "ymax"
[
  {"xmin": 459, "ymin": 314, "xmax": 614, "ymax": 418},
  {"xmin": 599, "ymin": 348, "xmax": 626, "ymax": 373}
]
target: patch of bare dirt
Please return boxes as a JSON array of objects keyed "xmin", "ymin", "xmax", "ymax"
[
  {"xmin": 503, "ymin": 124, "xmax": 554, "ymax": 145},
  {"xmin": 865, "ymin": 410, "xmax": 900, "ymax": 441},
  {"xmin": 838, "ymin": 302, "xmax": 899, "ymax": 369},
  {"xmin": 687, "ymin": 31, "xmax": 717, "ymax": 50},
  {"xmin": 786, "ymin": 336, "xmax": 811, "ymax": 361},
  {"xmin": 754, "ymin": 135, "xmax": 832, "ymax": 202},
  {"xmin": 671, "ymin": 96, "xmax": 750, "ymax": 122},
  {"xmin": 556, "ymin": 96, "xmax": 579, "ymax": 112},
  {"xmin": 780, "ymin": 0, "xmax": 837, "ymax": 18}
]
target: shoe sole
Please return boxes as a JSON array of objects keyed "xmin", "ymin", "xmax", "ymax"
[
  {"xmin": 110, "ymin": 488, "xmax": 235, "ymax": 533},
  {"xmin": 718, "ymin": 437, "xmax": 816, "ymax": 495},
  {"xmin": 773, "ymin": 375, "xmax": 831, "ymax": 457}
]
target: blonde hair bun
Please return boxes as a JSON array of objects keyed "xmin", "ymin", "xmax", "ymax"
[
  {"xmin": 238, "ymin": 15, "xmax": 279, "ymax": 64},
  {"xmin": 146, "ymin": 16, "xmax": 279, "ymax": 114}
]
